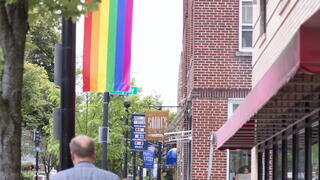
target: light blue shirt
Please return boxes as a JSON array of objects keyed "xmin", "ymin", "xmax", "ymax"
[{"xmin": 52, "ymin": 162, "xmax": 120, "ymax": 180}]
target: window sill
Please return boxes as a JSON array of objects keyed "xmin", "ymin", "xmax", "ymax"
[{"xmin": 235, "ymin": 51, "xmax": 252, "ymax": 57}]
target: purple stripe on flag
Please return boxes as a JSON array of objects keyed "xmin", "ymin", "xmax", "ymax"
[
  {"xmin": 114, "ymin": 0, "xmax": 126, "ymax": 91},
  {"xmin": 122, "ymin": 0, "xmax": 133, "ymax": 92}
]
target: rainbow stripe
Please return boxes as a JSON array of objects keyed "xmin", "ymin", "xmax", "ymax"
[{"xmin": 83, "ymin": 0, "xmax": 133, "ymax": 92}]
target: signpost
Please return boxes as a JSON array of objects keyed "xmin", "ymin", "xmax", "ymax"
[
  {"xmin": 130, "ymin": 114, "xmax": 148, "ymax": 151},
  {"xmin": 145, "ymin": 110, "xmax": 169, "ymax": 141},
  {"xmin": 110, "ymin": 86, "xmax": 138, "ymax": 95}
]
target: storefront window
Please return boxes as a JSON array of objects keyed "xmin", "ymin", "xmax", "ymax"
[
  {"xmin": 287, "ymin": 136, "xmax": 293, "ymax": 179},
  {"xmin": 298, "ymin": 130, "xmax": 305, "ymax": 180},
  {"xmin": 257, "ymin": 121, "xmax": 320, "ymax": 180},
  {"xmin": 312, "ymin": 123, "xmax": 319, "ymax": 179},
  {"xmin": 277, "ymin": 141, "xmax": 282, "ymax": 180},
  {"xmin": 228, "ymin": 150, "xmax": 251, "ymax": 180},
  {"xmin": 227, "ymin": 99, "xmax": 251, "ymax": 180}
]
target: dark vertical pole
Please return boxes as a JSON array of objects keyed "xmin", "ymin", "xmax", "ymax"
[
  {"xmin": 265, "ymin": 148, "xmax": 270, "ymax": 180},
  {"xmin": 292, "ymin": 132, "xmax": 298, "ymax": 180},
  {"xmin": 60, "ymin": 18, "xmax": 76, "ymax": 170},
  {"xmin": 258, "ymin": 151, "xmax": 263, "ymax": 180},
  {"xmin": 272, "ymin": 143, "xmax": 278, "ymax": 180},
  {"xmin": 123, "ymin": 102, "xmax": 130, "ymax": 178},
  {"xmin": 305, "ymin": 125, "xmax": 312, "ymax": 180},
  {"xmin": 149, "ymin": 169, "xmax": 152, "ymax": 180},
  {"xmin": 139, "ymin": 151, "xmax": 143, "ymax": 180},
  {"xmin": 139, "ymin": 166, "xmax": 143, "ymax": 180},
  {"xmin": 157, "ymin": 142, "xmax": 162, "ymax": 180},
  {"xmin": 282, "ymin": 139, "xmax": 287, "ymax": 180},
  {"xmin": 318, "ymin": 121, "xmax": 320, "ymax": 180},
  {"xmin": 35, "ymin": 151, "xmax": 39, "ymax": 180},
  {"xmin": 102, "ymin": 92, "xmax": 110, "ymax": 170},
  {"xmin": 133, "ymin": 151, "xmax": 137, "ymax": 180}
]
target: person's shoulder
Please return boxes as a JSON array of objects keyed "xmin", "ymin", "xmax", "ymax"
[
  {"xmin": 94, "ymin": 168, "xmax": 119, "ymax": 179},
  {"xmin": 51, "ymin": 168, "xmax": 75, "ymax": 180}
]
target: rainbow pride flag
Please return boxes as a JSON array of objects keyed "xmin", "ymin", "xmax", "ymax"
[{"xmin": 83, "ymin": 0, "xmax": 133, "ymax": 92}]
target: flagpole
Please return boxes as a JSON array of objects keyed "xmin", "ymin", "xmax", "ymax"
[{"xmin": 102, "ymin": 92, "xmax": 110, "ymax": 170}]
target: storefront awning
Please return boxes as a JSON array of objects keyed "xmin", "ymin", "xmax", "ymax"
[{"xmin": 216, "ymin": 20, "xmax": 320, "ymax": 149}]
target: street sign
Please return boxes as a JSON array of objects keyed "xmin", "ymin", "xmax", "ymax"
[
  {"xmin": 142, "ymin": 146, "xmax": 155, "ymax": 169},
  {"xmin": 110, "ymin": 86, "xmax": 138, "ymax": 95},
  {"xmin": 130, "ymin": 114, "xmax": 148, "ymax": 151},
  {"xmin": 35, "ymin": 146, "xmax": 41, "ymax": 152},
  {"xmin": 98, "ymin": 126, "xmax": 109, "ymax": 143},
  {"xmin": 145, "ymin": 110, "xmax": 169, "ymax": 141}
]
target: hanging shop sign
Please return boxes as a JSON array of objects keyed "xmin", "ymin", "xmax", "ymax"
[
  {"xmin": 130, "ymin": 114, "xmax": 148, "ymax": 151},
  {"xmin": 142, "ymin": 146, "xmax": 155, "ymax": 169},
  {"xmin": 145, "ymin": 110, "xmax": 169, "ymax": 141}
]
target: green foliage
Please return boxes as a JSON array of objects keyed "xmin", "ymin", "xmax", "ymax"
[
  {"xmin": 21, "ymin": 170, "xmax": 33, "ymax": 180},
  {"xmin": 73, "ymin": 91, "xmax": 163, "ymax": 176},
  {"xmin": 26, "ymin": 8, "xmax": 60, "ymax": 81},
  {"xmin": 28, "ymin": 0, "xmax": 100, "ymax": 22},
  {"xmin": 22, "ymin": 62, "xmax": 60, "ymax": 133},
  {"xmin": 20, "ymin": 161, "xmax": 34, "ymax": 180}
]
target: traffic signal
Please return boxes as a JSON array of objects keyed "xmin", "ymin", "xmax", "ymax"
[{"xmin": 33, "ymin": 129, "xmax": 41, "ymax": 145}]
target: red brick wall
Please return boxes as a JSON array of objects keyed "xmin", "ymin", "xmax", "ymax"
[
  {"xmin": 177, "ymin": 0, "xmax": 252, "ymax": 179},
  {"xmin": 192, "ymin": 0, "xmax": 251, "ymax": 89},
  {"xmin": 192, "ymin": 99, "xmax": 228, "ymax": 179}
]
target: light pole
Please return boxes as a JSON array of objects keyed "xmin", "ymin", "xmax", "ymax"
[
  {"xmin": 102, "ymin": 92, "xmax": 110, "ymax": 170},
  {"xmin": 59, "ymin": 18, "xmax": 76, "ymax": 170},
  {"xmin": 33, "ymin": 129, "xmax": 41, "ymax": 180},
  {"xmin": 123, "ymin": 101, "xmax": 130, "ymax": 178}
]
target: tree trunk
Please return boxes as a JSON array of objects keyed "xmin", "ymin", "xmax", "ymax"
[{"xmin": 0, "ymin": 0, "xmax": 28, "ymax": 179}]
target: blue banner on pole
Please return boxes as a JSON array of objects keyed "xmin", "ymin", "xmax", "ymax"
[
  {"xmin": 143, "ymin": 146, "xmax": 155, "ymax": 168},
  {"xmin": 130, "ymin": 114, "xmax": 148, "ymax": 151}
]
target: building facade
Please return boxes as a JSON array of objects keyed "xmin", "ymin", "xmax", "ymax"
[
  {"xmin": 173, "ymin": 0, "xmax": 253, "ymax": 179},
  {"xmin": 216, "ymin": 0, "xmax": 320, "ymax": 179}
]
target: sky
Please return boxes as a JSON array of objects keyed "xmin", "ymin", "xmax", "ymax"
[
  {"xmin": 131, "ymin": 0, "xmax": 183, "ymax": 106},
  {"xmin": 76, "ymin": 0, "xmax": 183, "ymax": 106}
]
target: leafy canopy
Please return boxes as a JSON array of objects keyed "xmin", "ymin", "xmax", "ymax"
[
  {"xmin": 22, "ymin": 62, "xmax": 59, "ymax": 133},
  {"xmin": 27, "ymin": 0, "xmax": 100, "ymax": 22}
]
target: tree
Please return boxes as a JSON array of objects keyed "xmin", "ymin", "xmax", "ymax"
[
  {"xmin": 22, "ymin": 62, "xmax": 59, "ymax": 132},
  {"xmin": 25, "ymin": 10, "xmax": 60, "ymax": 81},
  {"xmin": 41, "ymin": 141, "xmax": 58, "ymax": 180},
  {"xmin": 20, "ymin": 62, "xmax": 60, "ymax": 180},
  {"xmin": 0, "ymin": 1, "xmax": 98, "ymax": 179},
  {"xmin": 74, "ymin": 91, "xmax": 163, "ymax": 176}
]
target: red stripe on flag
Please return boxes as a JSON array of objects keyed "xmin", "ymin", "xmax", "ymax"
[{"xmin": 83, "ymin": 9, "xmax": 93, "ymax": 91}]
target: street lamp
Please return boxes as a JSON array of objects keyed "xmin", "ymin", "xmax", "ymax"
[{"xmin": 123, "ymin": 101, "xmax": 130, "ymax": 179}]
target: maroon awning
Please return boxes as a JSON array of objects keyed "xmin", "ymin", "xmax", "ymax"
[{"xmin": 216, "ymin": 18, "xmax": 320, "ymax": 149}]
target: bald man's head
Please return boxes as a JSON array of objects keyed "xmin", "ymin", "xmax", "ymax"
[{"xmin": 69, "ymin": 135, "xmax": 95, "ymax": 158}]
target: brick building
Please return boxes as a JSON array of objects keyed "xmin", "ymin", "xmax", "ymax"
[
  {"xmin": 168, "ymin": 0, "xmax": 253, "ymax": 179},
  {"xmin": 215, "ymin": 0, "xmax": 320, "ymax": 179}
]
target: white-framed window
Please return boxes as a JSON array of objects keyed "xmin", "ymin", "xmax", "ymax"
[
  {"xmin": 239, "ymin": 0, "xmax": 253, "ymax": 51},
  {"xmin": 227, "ymin": 98, "xmax": 251, "ymax": 180},
  {"xmin": 227, "ymin": 98, "xmax": 244, "ymax": 120}
]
